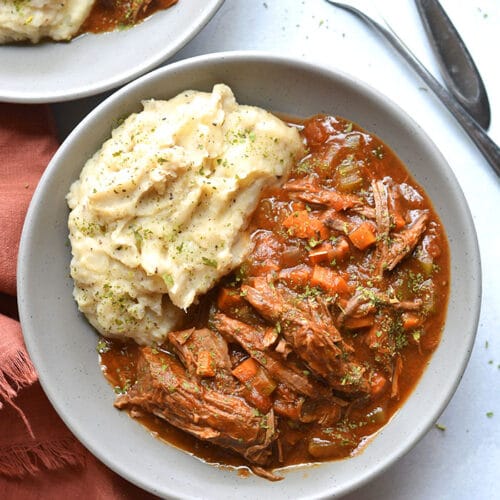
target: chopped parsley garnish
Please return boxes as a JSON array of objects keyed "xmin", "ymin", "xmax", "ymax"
[
  {"xmin": 96, "ymin": 339, "xmax": 111, "ymax": 354},
  {"xmin": 343, "ymin": 122, "xmax": 353, "ymax": 133},
  {"xmin": 202, "ymin": 257, "xmax": 218, "ymax": 268},
  {"xmin": 308, "ymin": 237, "xmax": 321, "ymax": 248},
  {"xmin": 162, "ymin": 272, "xmax": 174, "ymax": 287}
]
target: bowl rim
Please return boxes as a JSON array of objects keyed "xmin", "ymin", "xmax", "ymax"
[
  {"xmin": 0, "ymin": 0, "xmax": 224, "ymax": 103},
  {"xmin": 17, "ymin": 50, "xmax": 481, "ymax": 499}
]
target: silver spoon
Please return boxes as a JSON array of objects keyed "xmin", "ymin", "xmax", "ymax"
[
  {"xmin": 324, "ymin": 0, "xmax": 500, "ymax": 176},
  {"xmin": 416, "ymin": 0, "xmax": 491, "ymax": 130}
]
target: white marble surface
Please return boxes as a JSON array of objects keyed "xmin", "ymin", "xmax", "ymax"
[{"xmin": 51, "ymin": 1, "xmax": 500, "ymax": 498}]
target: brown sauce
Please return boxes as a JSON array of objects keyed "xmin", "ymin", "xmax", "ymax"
[
  {"xmin": 99, "ymin": 114, "xmax": 450, "ymax": 475},
  {"xmin": 79, "ymin": 0, "xmax": 178, "ymax": 35}
]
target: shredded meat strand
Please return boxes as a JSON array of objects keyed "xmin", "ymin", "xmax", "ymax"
[
  {"xmin": 383, "ymin": 212, "xmax": 429, "ymax": 271},
  {"xmin": 115, "ymin": 348, "xmax": 276, "ymax": 465},
  {"xmin": 242, "ymin": 278, "xmax": 370, "ymax": 393},
  {"xmin": 284, "ymin": 176, "xmax": 362, "ymax": 210}
]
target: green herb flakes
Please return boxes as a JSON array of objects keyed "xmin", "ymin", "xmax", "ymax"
[
  {"xmin": 96, "ymin": 339, "xmax": 110, "ymax": 354},
  {"xmin": 202, "ymin": 257, "xmax": 218, "ymax": 268},
  {"xmin": 162, "ymin": 272, "xmax": 174, "ymax": 287}
]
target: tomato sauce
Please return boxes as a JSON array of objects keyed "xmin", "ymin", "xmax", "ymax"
[{"xmin": 79, "ymin": 0, "xmax": 178, "ymax": 35}]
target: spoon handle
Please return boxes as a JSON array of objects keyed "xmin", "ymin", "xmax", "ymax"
[
  {"xmin": 326, "ymin": 2, "xmax": 500, "ymax": 176},
  {"xmin": 415, "ymin": 0, "xmax": 491, "ymax": 130}
]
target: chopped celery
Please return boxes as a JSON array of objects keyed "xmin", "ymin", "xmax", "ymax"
[
  {"xmin": 366, "ymin": 405, "xmax": 387, "ymax": 424},
  {"xmin": 345, "ymin": 133, "xmax": 361, "ymax": 149},
  {"xmin": 418, "ymin": 257, "xmax": 434, "ymax": 276},
  {"xmin": 337, "ymin": 155, "xmax": 363, "ymax": 192}
]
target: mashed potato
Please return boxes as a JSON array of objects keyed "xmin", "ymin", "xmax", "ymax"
[
  {"xmin": 67, "ymin": 84, "xmax": 303, "ymax": 345},
  {"xmin": 0, "ymin": 0, "xmax": 95, "ymax": 43}
]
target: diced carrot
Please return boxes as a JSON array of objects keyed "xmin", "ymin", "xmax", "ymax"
[
  {"xmin": 303, "ymin": 118, "xmax": 329, "ymax": 145},
  {"xmin": 232, "ymin": 357, "xmax": 258, "ymax": 383},
  {"xmin": 309, "ymin": 237, "xmax": 350, "ymax": 264},
  {"xmin": 233, "ymin": 358, "xmax": 277, "ymax": 397},
  {"xmin": 196, "ymin": 351, "xmax": 215, "ymax": 378},
  {"xmin": 310, "ymin": 266, "xmax": 350, "ymax": 295},
  {"xmin": 251, "ymin": 368, "xmax": 277, "ymax": 396},
  {"xmin": 344, "ymin": 315, "xmax": 375, "ymax": 329},
  {"xmin": 308, "ymin": 245, "xmax": 331, "ymax": 265},
  {"xmin": 217, "ymin": 288, "xmax": 244, "ymax": 311},
  {"xmin": 348, "ymin": 222, "xmax": 377, "ymax": 250},
  {"xmin": 234, "ymin": 363, "xmax": 275, "ymax": 413},
  {"xmin": 282, "ymin": 210, "xmax": 329, "ymax": 240},
  {"xmin": 290, "ymin": 200, "xmax": 306, "ymax": 211},
  {"xmin": 278, "ymin": 265, "xmax": 312, "ymax": 286},
  {"xmin": 402, "ymin": 313, "xmax": 421, "ymax": 330}
]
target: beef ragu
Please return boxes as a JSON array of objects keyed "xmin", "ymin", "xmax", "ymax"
[
  {"xmin": 98, "ymin": 114, "xmax": 450, "ymax": 480},
  {"xmin": 79, "ymin": 0, "xmax": 178, "ymax": 34}
]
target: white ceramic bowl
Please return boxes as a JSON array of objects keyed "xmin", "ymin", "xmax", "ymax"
[
  {"xmin": 18, "ymin": 52, "xmax": 481, "ymax": 499},
  {"xmin": 0, "ymin": 0, "xmax": 223, "ymax": 103}
]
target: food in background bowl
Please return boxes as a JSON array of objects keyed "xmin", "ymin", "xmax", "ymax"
[
  {"xmin": 0, "ymin": 0, "xmax": 95, "ymax": 43},
  {"xmin": 80, "ymin": 0, "xmax": 178, "ymax": 35},
  {"xmin": 0, "ymin": 0, "xmax": 178, "ymax": 43},
  {"xmin": 0, "ymin": 0, "xmax": 223, "ymax": 102},
  {"xmin": 67, "ymin": 84, "xmax": 449, "ymax": 480}
]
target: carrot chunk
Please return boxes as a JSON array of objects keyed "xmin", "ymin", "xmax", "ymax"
[
  {"xmin": 303, "ymin": 118, "xmax": 329, "ymax": 145},
  {"xmin": 232, "ymin": 357, "xmax": 259, "ymax": 383},
  {"xmin": 310, "ymin": 266, "xmax": 350, "ymax": 295},
  {"xmin": 196, "ymin": 351, "xmax": 215, "ymax": 378},
  {"xmin": 308, "ymin": 237, "xmax": 350, "ymax": 264},
  {"xmin": 402, "ymin": 313, "xmax": 422, "ymax": 330},
  {"xmin": 290, "ymin": 201, "xmax": 306, "ymax": 211},
  {"xmin": 217, "ymin": 288, "xmax": 244, "ymax": 311},
  {"xmin": 348, "ymin": 222, "xmax": 377, "ymax": 250},
  {"xmin": 283, "ymin": 210, "xmax": 329, "ymax": 240},
  {"xmin": 232, "ymin": 358, "xmax": 276, "ymax": 408},
  {"xmin": 251, "ymin": 368, "xmax": 277, "ymax": 396}
]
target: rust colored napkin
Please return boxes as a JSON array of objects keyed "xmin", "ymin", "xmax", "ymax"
[{"xmin": 0, "ymin": 104, "xmax": 154, "ymax": 499}]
